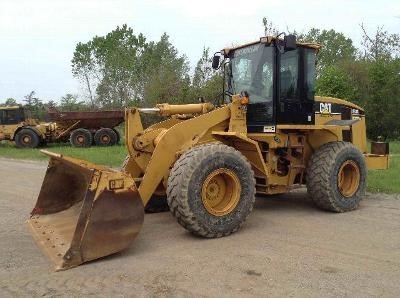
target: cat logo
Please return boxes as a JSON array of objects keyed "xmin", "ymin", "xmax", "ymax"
[{"xmin": 320, "ymin": 103, "xmax": 332, "ymax": 115}]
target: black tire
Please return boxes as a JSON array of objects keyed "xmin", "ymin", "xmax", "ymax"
[
  {"xmin": 15, "ymin": 128, "xmax": 40, "ymax": 148},
  {"xmin": 70, "ymin": 128, "xmax": 92, "ymax": 148},
  {"xmin": 113, "ymin": 128, "xmax": 121, "ymax": 144},
  {"xmin": 306, "ymin": 141, "xmax": 366, "ymax": 212},
  {"xmin": 144, "ymin": 196, "xmax": 169, "ymax": 213},
  {"xmin": 121, "ymin": 155, "xmax": 169, "ymax": 213},
  {"xmin": 166, "ymin": 143, "xmax": 256, "ymax": 238},
  {"xmin": 94, "ymin": 128, "xmax": 118, "ymax": 146}
]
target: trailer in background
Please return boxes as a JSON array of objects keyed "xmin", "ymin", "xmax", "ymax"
[{"xmin": 48, "ymin": 110, "xmax": 124, "ymax": 147}]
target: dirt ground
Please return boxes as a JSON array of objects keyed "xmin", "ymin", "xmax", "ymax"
[{"xmin": 0, "ymin": 157, "xmax": 399, "ymax": 297}]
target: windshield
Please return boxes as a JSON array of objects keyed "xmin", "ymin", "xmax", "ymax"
[{"xmin": 227, "ymin": 44, "xmax": 274, "ymax": 103}]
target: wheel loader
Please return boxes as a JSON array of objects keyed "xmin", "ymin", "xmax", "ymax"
[
  {"xmin": 0, "ymin": 106, "xmax": 57, "ymax": 148},
  {"xmin": 27, "ymin": 35, "xmax": 389, "ymax": 271}
]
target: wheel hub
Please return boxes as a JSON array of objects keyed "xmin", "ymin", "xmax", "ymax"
[
  {"xmin": 23, "ymin": 135, "xmax": 31, "ymax": 144},
  {"xmin": 201, "ymin": 168, "xmax": 241, "ymax": 216},
  {"xmin": 101, "ymin": 135, "xmax": 110, "ymax": 143},
  {"xmin": 77, "ymin": 135, "xmax": 84, "ymax": 144},
  {"xmin": 338, "ymin": 160, "xmax": 360, "ymax": 197}
]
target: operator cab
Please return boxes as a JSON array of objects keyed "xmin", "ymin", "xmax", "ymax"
[
  {"xmin": 0, "ymin": 106, "xmax": 25, "ymax": 125},
  {"xmin": 213, "ymin": 35, "xmax": 319, "ymax": 132}
]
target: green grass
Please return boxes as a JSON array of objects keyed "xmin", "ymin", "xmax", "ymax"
[
  {"xmin": 1, "ymin": 140, "xmax": 399, "ymax": 193},
  {"xmin": 367, "ymin": 141, "xmax": 400, "ymax": 193},
  {"xmin": 0, "ymin": 141, "xmax": 127, "ymax": 168}
]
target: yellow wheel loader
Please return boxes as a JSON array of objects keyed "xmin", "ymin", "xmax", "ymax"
[
  {"xmin": 27, "ymin": 35, "xmax": 389, "ymax": 271},
  {"xmin": 0, "ymin": 106, "xmax": 57, "ymax": 148}
]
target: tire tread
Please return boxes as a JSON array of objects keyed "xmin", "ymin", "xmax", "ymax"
[{"xmin": 167, "ymin": 143, "xmax": 256, "ymax": 238}]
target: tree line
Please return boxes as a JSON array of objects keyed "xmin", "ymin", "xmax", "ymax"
[{"xmin": 2, "ymin": 21, "xmax": 399, "ymax": 139}]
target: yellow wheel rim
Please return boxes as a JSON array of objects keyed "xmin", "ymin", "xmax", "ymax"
[
  {"xmin": 23, "ymin": 135, "xmax": 31, "ymax": 144},
  {"xmin": 77, "ymin": 135, "xmax": 84, "ymax": 144},
  {"xmin": 101, "ymin": 135, "xmax": 110, "ymax": 143},
  {"xmin": 338, "ymin": 160, "xmax": 360, "ymax": 197},
  {"xmin": 201, "ymin": 168, "xmax": 241, "ymax": 216}
]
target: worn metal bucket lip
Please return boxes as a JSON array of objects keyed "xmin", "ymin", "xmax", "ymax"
[
  {"xmin": 27, "ymin": 197, "xmax": 145, "ymax": 271},
  {"xmin": 27, "ymin": 215, "xmax": 72, "ymax": 271},
  {"xmin": 28, "ymin": 153, "xmax": 144, "ymax": 271}
]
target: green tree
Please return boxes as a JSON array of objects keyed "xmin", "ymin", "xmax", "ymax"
[
  {"xmin": 193, "ymin": 47, "xmax": 214, "ymax": 89},
  {"xmin": 358, "ymin": 25, "xmax": 400, "ymax": 139},
  {"xmin": 23, "ymin": 91, "xmax": 36, "ymax": 108},
  {"xmin": 364, "ymin": 59, "xmax": 400, "ymax": 139},
  {"xmin": 261, "ymin": 18, "xmax": 357, "ymax": 73},
  {"xmin": 3, "ymin": 98, "xmax": 18, "ymax": 106},
  {"xmin": 192, "ymin": 47, "xmax": 223, "ymax": 103},
  {"xmin": 59, "ymin": 94, "xmax": 87, "ymax": 111},
  {"xmin": 72, "ymin": 25, "xmax": 190, "ymax": 109},
  {"xmin": 360, "ymin": 24, "xmax": 400, "ymax": 60},
  {"xmin": 96, "ymin": 25, "xmax": 148, "ymax": 108},
  {"xmin": 44, "ymin": 100, "xmax": 58, "ymax": 111},
  {"xmin": 72, "ymin": 42, "xmax": 98, "ymax": 108},
  {"xmin": 23, "ymin": 91, "xmax": 45, "ymax": 120},
  {"xmin": 316, "ymin": 64, "xmax": 358, "ymax": 101},
  {"xmin": 299, "ymin": 29, "xmax": 357, "ymax": 73},
  {"xmin": 262, "ymin": 18, "xmax": 279, "ymax": 36},
  {"xmin": 72, "ymin": 24, "xmax": 148, "ymax": 108},
  {"xmin": 143, "ymin": 33, "xmax": 190, "ymax": 105}
]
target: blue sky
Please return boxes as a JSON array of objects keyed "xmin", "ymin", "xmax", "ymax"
[{"xmin": 0, "ymin": 0, "xmax": 399, "ymax": 104}]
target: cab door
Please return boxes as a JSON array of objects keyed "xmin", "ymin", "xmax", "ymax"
[{"xmin": 276, "ymin": 48, "xmax": 315, "ymax": 125}]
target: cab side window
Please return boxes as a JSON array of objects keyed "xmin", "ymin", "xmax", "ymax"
[
  {"xmin": 4, "ymin": 110, "xmax": 17, "ymax": 124},
  {"xmin": 304, "ymin": 49, "xmax": 316, "ymax": 100},
  {"xmin": 280, "ymin": 50, "xmax": 299, "ymax": 100}
]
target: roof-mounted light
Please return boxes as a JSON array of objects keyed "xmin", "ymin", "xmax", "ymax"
[{"xmin": 260, "ymin": 36, "xmax": 274, "ymax": 45}]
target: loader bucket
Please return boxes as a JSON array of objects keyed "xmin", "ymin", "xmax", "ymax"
[{"xmin": 27, "ymin": 151, "xmax": 144, "ymax": 271}]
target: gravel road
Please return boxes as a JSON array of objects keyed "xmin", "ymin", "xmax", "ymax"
[{"xmin": 0, "ymin": 157, "xmax": 399, "ymax": 297}]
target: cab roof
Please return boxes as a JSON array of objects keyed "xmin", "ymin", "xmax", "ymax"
[
  {"xmin": 223, "ymin": 36, "xmax": 321, "ymax": 56},
  {"xmin": 0, "ymin": 106, "xmax": 21, "ymax": 110}
]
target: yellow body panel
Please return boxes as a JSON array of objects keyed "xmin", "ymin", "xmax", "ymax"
[
  {"xmin": 364, "ymin": 154, "xmax": 389, "ymax": 170},
  {"xmin": 121, "ymin": 95, "xmax": 388, "ymax": 196}
]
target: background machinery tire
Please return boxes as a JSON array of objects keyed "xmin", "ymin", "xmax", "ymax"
[
  {"xmin": 306, "ymin": 141, "xmax": 367, "ymax": 212},
  {"xmin": 70, "ymin": 128, "xmax": 93, "ymax": 148},
  {"xmin": 15, "ymin": 128, "xmax": 40, "ymax": 148},
  {"xmin": 144, "ymin": 196, "xmax": 170, "ymax": 213},
  {"xmin": 113, "ymin": 128, "xmax": 121, "ymax": 144},
  {"xmin": 166, "ymin": 143, "xmax": 256, "ymax": 238},
  {"xmin": 94, "ymin": 128, "xmax": 118, "ymax": 146}
]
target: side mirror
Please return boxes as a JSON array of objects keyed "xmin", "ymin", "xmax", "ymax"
[
  {"xmin": 212, "ymin": 54, "xmax": 221, "ymax": 70},
  {"xmin": 284, "ymin": 35, "xmax": 297, "ymax": 51}
]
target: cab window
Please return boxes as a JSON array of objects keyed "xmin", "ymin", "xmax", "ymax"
[{"xmin": 280, "ymin": 50, "xmax": 299, "ymax": 100}]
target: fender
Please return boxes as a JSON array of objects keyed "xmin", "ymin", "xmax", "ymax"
[
  {"xmin": 13, "ymin": 126, "xmax": 44, "ymax": 140},
  {"xmin": 136, "ymin": 105, "xmax": 231, "ymax": 205},
  {"xmin": 212, "ymin": 131, "xmax": 267, "ymax": 177}
]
